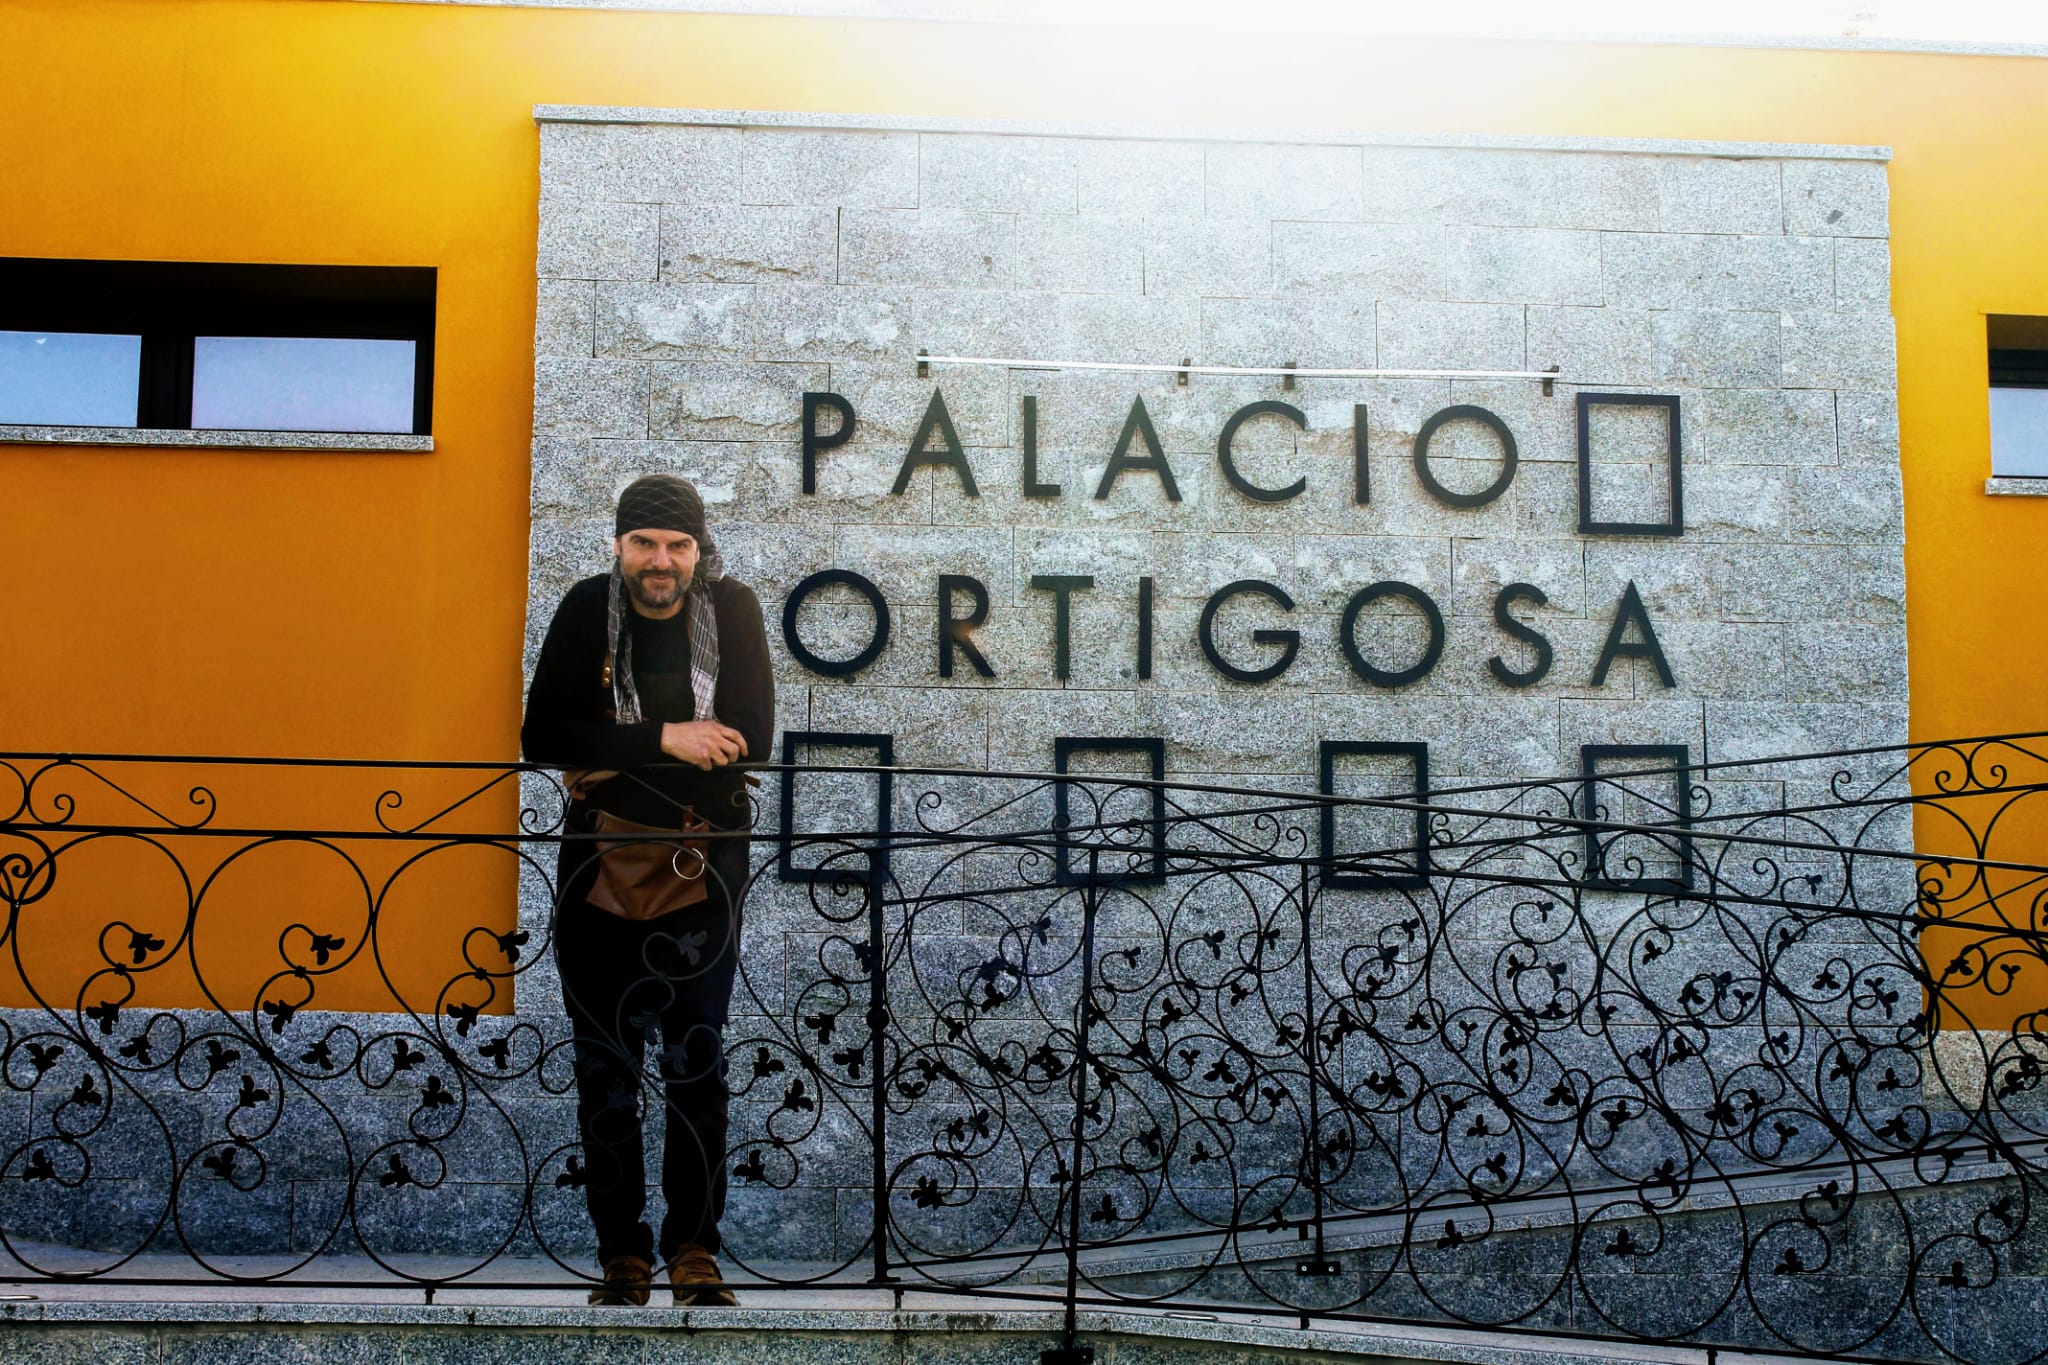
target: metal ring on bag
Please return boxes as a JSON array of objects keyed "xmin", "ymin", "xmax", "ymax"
[{"xmin": 672, "ymin": 845, "xmax": 707, "ymax": 881}]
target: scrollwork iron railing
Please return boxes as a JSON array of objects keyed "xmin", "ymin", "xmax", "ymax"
[{"xmin": 3, "ymin": 735, "xmax": 2048, "ymax": 1365}]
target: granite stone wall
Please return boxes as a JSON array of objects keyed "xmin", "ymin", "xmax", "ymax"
[{"xmin": 527, "ymin": 112, "xmax": 1908, "ymax": 799}]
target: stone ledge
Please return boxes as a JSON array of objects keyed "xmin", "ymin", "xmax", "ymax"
[
  {"xmin": 0, "ymin": 426, "xmax": 434, "ymax": 452},
  {"xmin": 531, "ymin": 105, "xmax": 1891, "ymax": 163},
  {"xmin": 1987, "ymin": 475, "xmax": 2048, "ymax": 496},
  {"xmin": 0, "ymin": 1299, "xmax": 1752, "ymax": 1365}
]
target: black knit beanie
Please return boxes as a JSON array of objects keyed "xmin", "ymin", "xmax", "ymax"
[{"xmin": 615, "ymin": 473, "xmax": 712, "ymax": 548}]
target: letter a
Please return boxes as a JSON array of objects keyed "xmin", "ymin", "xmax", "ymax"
[
  {"xmin": 1591, "ymin": 582, "xmax": 1675, "ymax": 688},
  {"xmin": 1093, "ymin": 397, "xmax": 1182, "ymax": 502},
  {"xmin": 891, "ymin": 389, "xmax": 980, "ymax": 496}
]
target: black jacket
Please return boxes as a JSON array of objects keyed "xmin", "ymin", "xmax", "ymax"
[{"xmin": 521, "ymin": 573, "xmax": 775, "ymax": 832}]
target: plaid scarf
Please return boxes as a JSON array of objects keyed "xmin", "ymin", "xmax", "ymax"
[{"xmin": 605, "ymin": 547, "xmax": 723, "ymax": 726}]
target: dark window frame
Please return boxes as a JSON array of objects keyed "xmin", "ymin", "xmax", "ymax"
[
  {"xmin": 1576, "ymin": 744, "xmax": 1694, "ymax": 892},
  {"xmin": 1576, "ymin": 392, "xmax": 1684, "ymax": 537},
  {"xmin": 0, "ymin": 257, "xmax": 436, "ymax": 434},
  {"xmin": 1053, "ymin": 736, "xmax": 1167, "ymax": 886},
  {"xmin": 1317, "ymin": 740, "xmax": 1431, "ymax": 890},
  {"xmin": 775, "ymin": 731, "xmax": 895, "ymax": 884}
]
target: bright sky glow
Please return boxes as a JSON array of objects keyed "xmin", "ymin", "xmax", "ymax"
[
  {"xmin": 435, "ymin": 0, "xmax": 2048, "ymax": 46},
  {"xmin": 971, "ymin": 0, "xmax": 2048, "ymax": 44}
]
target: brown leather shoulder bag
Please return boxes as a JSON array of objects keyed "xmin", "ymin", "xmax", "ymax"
[{"xmin": 586, "ymin": 807, "xmax": 715, "ymax": 921}]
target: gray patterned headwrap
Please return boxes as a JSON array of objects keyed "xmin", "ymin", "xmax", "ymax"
[{"xmin": 607, "ymin": 474, "xmax": 723, "ymax": 725}]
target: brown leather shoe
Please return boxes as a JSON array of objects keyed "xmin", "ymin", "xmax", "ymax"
[
  {"xmin": 588, "ymin": 1253, "xmax": 653, "ymax": 1306},
  {"xmin": 667, "ymin": 1243, "xmax": 737, "ymax": 1306}
]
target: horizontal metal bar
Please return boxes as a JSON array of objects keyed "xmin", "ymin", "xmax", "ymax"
[{"xmin": 918, "ymin": 354, "xmax": 1561, "ymax": 381}]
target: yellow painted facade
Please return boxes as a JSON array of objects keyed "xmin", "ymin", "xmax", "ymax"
[{"xmin": 1, "ymin": 0, "xmax": 2043, "ymax": 1016}]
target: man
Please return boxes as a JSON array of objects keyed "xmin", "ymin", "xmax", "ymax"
[{"xmin": 522, "ymin": 473, "xmax": 773, "ymax": 1307}]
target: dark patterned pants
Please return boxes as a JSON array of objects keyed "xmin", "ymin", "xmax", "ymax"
[{"xmin": 555, "ymin": 839, "xmax": 744, "ymax": 1265}]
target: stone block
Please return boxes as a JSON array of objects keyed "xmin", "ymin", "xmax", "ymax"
[
  {"xmin": 1690, "ymin": 387, "xmax": 1837, "ymax": 465},
  {"xmin": 1357, "ymin": 146, "xmax": 1658, "ymax": 230},
  {"xmin": 1367, "ymin": 434, "xmax": 1521, "ymax": 539},
  {"xmin": 747, "ymin": 285, "xmax": 913, "ymax": 363},
  {"xmin": 1683, "ymin": 465, "xmax": 1789, "ymax": 542},
  {"xmin": 1783, "ymin": 158, "xmax": 1890, "ymax": 237},
  {"xmin": 809, "ymin": 427, "xmax": 963, "ymax": 514},
  {"xmin": 4, "ymin": 1329, "xmax": 154, "ymax": 1365},
  {"xmin": 1314, "ymin": 693, "xmax": 1562, "ymax": 780},
  {"xmin": 533, "ymin": 358, "xmax": 647, "ymax": 438},
  {"xmin": 912, "ymin": 289, "xmax": 1060, "ymax": 360},
  {"xmin": 648, "ymin": 361, "xmax": 829, "ymax": 440},
  {"xmin": 1018, "ymin": 368, "xmax": 1279, "ymax": 458},
  {"xmin": 1789, "ymin": 464, "xmax": 1905, "ymax": 543},
  {"xmin": 594, "ymin": 282, "xmax": 753, "ymax": 359},
  {"xmin": 536, "ymin": 279, "xmax": 595, "ymax": 358},
  {"xmin": 528, "ymin": 437, "xmax": 606, "ymax": 517},
  {"xmin": 1528, "ymin": 307, "xmax": 1777, "ymax": 388},
  {"xmin": 807, "ymin": 687, "xmax": 991, "ymax": 770},
  {"xmin": 838, "ymin": 210, "xmax": 1013, "ymax": 290},
  {"xmin": 1272, "ymin": 221, "xmax": 1442, "ymax": 300},
  {"xmin": 597, "ymin": 438, "xmax": 883, "ymax": 530},
  {"xmin": 1654, "ymin": 156, "xmax": 1785, "ymax": 235},
  {"xmin": 1526, "ymin": 306, "xmax": 1653, "ymax": 386},
  {"xmin": 1205, "ymin": 142, "xmax": 1363, "ymax": 220},
  {"xmin": 540, "ymin": 122, "xmax": 741, "ymax": 205},
  {"xmin": 1137, "ymin": 215, "xmax": 1271, "ymax": 298},
  {"xmin": 824, "ymin": 365, "xmax": 1007, "ymax": 450},
  {"xmin": 1601, "ymin": 232, "xmax": 1833, "ymax": 311},
  {"xmin": 721, "ymin": 1184, "xmax": 842, "ymax": 1265},
  {"xmin": 1559, "ymin": 697, "xmax": 1705, "ymax": 755},
  {"xmin": 537, "ymin": 200, "xmax": 660, "ymax": 281},
  {"xmin": 418, "ymin": 1330, "xmax": 650, "ymax": 1365},
  {"xmin": 1446, "ymin": 377, "xmax": 1577, "ymax": 462},
  {"xmin": 833, "ymin": 523, "xmax": 1016, "ymax": 608},
  {"xmin": 1584, "ymin": 541, "xmax": 1716, "ymax": 620},
  {"xmin": 1172, "ymin": 530, "xmax": 1452, "ymax": 613},
  {"xmin": 1704, "ymin": 543, "xmax": 1899, "ymax": 623},
  {"xmin": 1783, "ymin": 623, "xmax": 1910, "ymax": 701},
  {"xmin": 922, "ymin": 447, "xmax": 1108, "ymax": 532},
  {"xmin": 1196, "ymin": 296, "xmax": 1374, "ymax": 371},
  {"xmin": 1450, "ymin": 537, "xmax": 1587, "ymax": 617},
  {"xmin": 1011, "ymin": 526, "xmax": 1192, "ymax": 600},
  {"xmin": 1782, "ymin": 311, "xmax": 1897, "ymax": 390},
  {"xmin": 1054, "ymin": 294, "xmax": 1202, "ymax": 367},
  {"xmin": 526, "ymin": 514, "xmax": 608, "ymax": 628},
  {"xmin": 1836, "ymin": 389, "xmax": 1900, "ymax": 466},
  {"xmin": 1448, "ymin": 226, "xmax": 1602, "ymax": 306},
  {"xmin": 1836, "ymin": 238, "xmax": 1892, "ymax": 311},
  {"xmin": 1013, "ymin": 214, "xmax": 1145, "ymax": 293},
  {"xmin": 919, "ymin": 133, "xmax": 1078, "ymax": 213},
  {"xmin": 1077, "ymin": 139, "xmax": 1205, "ymax": 216},
  {"xmin": 740, "ymin": 127, "xmax": 920, "ymax": 207},
  {"xmin": 1377, "ymin": 302, "xmax": 1524, "ymax": 372},
  {"xmin": 1655, "ymin": 308, "xmax": 1781, "ymax": 389},
  {"xmin": 1652, "ymin": 620, "xmax": 1789, "ymax": 700},
  {"xmin": 659, "ymin": 205, "xmax": 837, "ymax": 284},
  {"xmin": 709, "ymin": 521, "xmax": 836, "ymax": 595}
]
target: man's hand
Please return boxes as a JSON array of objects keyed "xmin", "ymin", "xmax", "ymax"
[{"xmin": 661, "ymin": 720, "xmax": 749, "ymax": 771}]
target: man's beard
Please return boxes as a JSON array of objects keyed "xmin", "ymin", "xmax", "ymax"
[{"xmin": 626, "ymin": 567, "xmax": 687, "ymax": 610}]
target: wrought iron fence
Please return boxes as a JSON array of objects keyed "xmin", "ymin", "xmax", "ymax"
[{"xmin": 3, "ymin": 734, "xmax": 2048, "ymax": 1365}]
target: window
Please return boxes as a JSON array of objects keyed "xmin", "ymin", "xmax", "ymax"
[
  {"xmin": 0, "ymin": 258, "xmax": 435, "ymax": 435},
  {"xmin": 1990, "ymin": 314, "xmax": 2048, "ymax": 479}
]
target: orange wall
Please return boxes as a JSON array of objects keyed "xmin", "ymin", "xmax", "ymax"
[{"xmin": 2, "ymin": 0, "xmax": 2045, "ymax": 1011}]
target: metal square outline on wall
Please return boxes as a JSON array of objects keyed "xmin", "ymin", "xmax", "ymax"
[
  {"xmin": 777, "ymin": 730, "xmax": 895, "ymax": 883},
  {"xmin": 1577, "ymin": 743, "xmax": 1694, "ymax": 891},
  {"xmin": 1053, "ymin": 736, "xmax": 1166, "ymax": 886},
  {"xmin": 1318, "ymin": 740, "xmax": 1432, "ymax": 890},
  {"xmin": 1577, "ymin": 392, "xmax": 1684, "ymax": 537}
]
